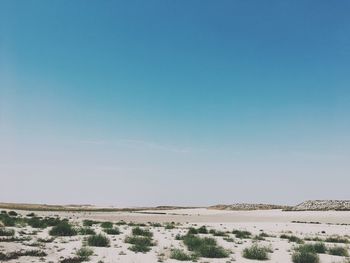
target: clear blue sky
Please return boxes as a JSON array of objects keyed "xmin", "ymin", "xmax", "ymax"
[{"xmin": 1, "ymin": 1, "xmax": 349, "ymax": 206}]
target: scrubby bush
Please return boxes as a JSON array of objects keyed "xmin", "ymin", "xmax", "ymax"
[
  {"xmin": 209, "ymin": 229, "xmax": 227, "ymax": 237},
  {"xmin": 280, "ymin": 234, "xmax": 304, "ymax": 244},
  {"xmin": 49, "ymin": 222, "xmax": 77, "ymax": 236},
  {"xmin": 233, "ymin": 229, "xmax": 252, "ymax": 239},
  {"xmin": 83, "ymin": 220, "xmax": 98, "ymax": 227},
  {"xmin": 188, "ymin": 227, "xmax": 198, "ymax": 235},
  {"xmin": 8, "ymin": 211, "xmax": 18, "ymax": 216},
  {"xmin": 0, "ymin": 250, "xmax": 46, "ymax": 261},
  {"xmin": 183, "ymin": 234, "xmax": 229, "ymax": 258},
  {"xmin": 328, "ymin": 246, "xmax": 349, "ymax": 256},
  {"xmin": 125, "ymin": 235, "xmax": 154, "ymax": 253},
  {"xmin": 292, "ymin": 250, "xmax": 319, "ymax": 263},
  {"xmin": 0, "ymin": 228, "xmax": 15, "ymax": 236},
  {"xmin": 132, "ymin": 227, "xmax": 152, "ymax": 237},
  {"xmin": 198, "ymin": 226, "xmax": 208, "ymax": 234},
  {"xmin": 325, "ymin": 236, "xmax": 349, "ymax": 244},
  {"xmin": 78, "ymin": 227, "xmax": 96, "ymax": 235},
  {"xmin": 87, "ymin": 234, "xmax": 110, "ymax": 247},
  {"xmin": 296, "ymin": 243, "xmax": 326, "ymax": 254},
  {"xmin": 100, "ymin": 221, "xmax": 113, "ymax": 229},
  {"xmin": 170, "ymin": 249, "xmax": 196, "ymax": 261},
  {"xmin": 103, "ymin": 227, "xmax": 120, "ymax": 235},
  {"xmin": 165, "ymin": 223, "xmax": 175, "ymax": 229},
  {"xmin": 0, "ymin": 214, "xmax": 16, "ymax": 226},
  {"xmin": 76, "ymin": 247, "xmax": 94, "ymax": 260},
  {"xmin": 26, "ymin": 212, "xmax": 36, "ymax": 217},
  {"xmin": 27, "ymin": 217, "xmax": 48, "ymax": 228},
  {"xmin": 242, "ymin": 243, "xmax": 270, "ymax": 260}
]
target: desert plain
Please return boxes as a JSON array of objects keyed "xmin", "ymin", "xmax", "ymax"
[{"xmin": 1, "ymin": 206, "xmax": 350, "ymax": 263}]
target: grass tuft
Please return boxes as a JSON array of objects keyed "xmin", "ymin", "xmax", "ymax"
[
  {"xmin": 242, "ymin": 243, "xmax": 270, "ymax": 260},
  {"xmin": 49, "ymin": 222, "xmax": 77, "ymax": 236},
  {"xmin": 87, "ymin": 234, "xmax": 110, "ymax": 247}
]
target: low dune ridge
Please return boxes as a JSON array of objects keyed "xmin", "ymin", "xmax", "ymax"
[
  {"xmin": 290, "ymin": 200, "xmax": 350, "ymax": 211},
  {"xmin": 209, "ymin": 203, "xmax": 292, "ymax": 211}
]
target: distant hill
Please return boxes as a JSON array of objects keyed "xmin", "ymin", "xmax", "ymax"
[
  {"xmin": 289, "ymin": 200, "xmax": 350, "ymax": 211},
  {"xmin": 209, "ymin": 203, "xmax": 291, "ymax": 211},
  {"xmin": 0, "ymin": 202, "xmax": 198, "ymax": 212}
]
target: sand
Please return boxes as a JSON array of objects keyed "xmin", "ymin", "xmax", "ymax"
[{"xmin": 1, "ymin": 208, "xmax": 350, "ymax": 262}]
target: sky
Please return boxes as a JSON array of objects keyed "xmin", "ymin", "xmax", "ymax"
[{"xmin": 0, "ymin": 1, "xmax": 349, "ymax": 207}]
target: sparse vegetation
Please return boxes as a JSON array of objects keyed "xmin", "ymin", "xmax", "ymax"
[
  {"xmin": 78, "ymin": 227, "xmax": 96, "ymax": 235},
  {"xmin": 8, "ymin": 211, "xmax": 18, "ymax": 216},
  {"xmin": 100, "ymin": 221, "xmax": 113, "ymax": 229},
  {"xmin": 295, "ymin": 243, "xmax": 327, "ymax": 254},
  {"xmin": 0, "ymin": 228, "xmax": 15, "ymax": 236},
  {"xmin": 125, "ymin": 235, "xmax": 154, "ymax": 253},
  {"xmin": 0, "ymin": 250, "xmax": 46, "ymax": 261},
  {"xmin": 292, "ymin": 250, "xmax": 319, "ymax": 263},
  {"xmin": 83, "ymin": 219, "xmax": 99, "ymax": 227},
  {"xmin": 170, "ymin": 249, "xmax": 196, "ymax": 261},
  {"xmin": 104, "ymin": 227, "xmax": 120, "ymax": 235},
  {"xmin": 183, "ymin": 234, "xmax": 229, "ymax": 258},
  {"xmin": 76, "ymin": 247, "xmax": 94, "ymax": 261},
  {"xmin": 87, "ymin": 234, "xmax": 110, "ymax": 247},
  {"xmin": 233, "ymin": 229, "xmax": 252, "ymax": 239},
  {"xmin": 242, "ymin": 243, "xmax": 270, "ymax": 260},
  {"xmin": 280, "ymin": 234, "xmax": 304, "ymax": 244},
  {"xmin": 328, "ymin": 245, "xmax": 349, "ymax": 257},
  {"xmin": 49, "ymin": 222, "xmax": 77, "ymax": 236},
  {"xmin": 325, "ymin": 236, "xmax": 349, "ymax": 244},
  {"xmin": 209, "ymin": 229, "xmax": 227, "ymax": 236},
  {"xmin": 132, "ymin": 227, "xmax": 152, "ymax": 237}
]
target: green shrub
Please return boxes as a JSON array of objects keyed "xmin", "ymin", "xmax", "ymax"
[
  {"xmin": 87, "ymin": 234, "xmax": 110, "ymax": 247},
  {"xmin": 292, "ymin": 250, "xmax": 319, "ymax": 263},
  {"xmin": 0, "ymin": 228, "xmax": 15, "ymax": 236},
  {"xmin": 76, "ymin": 247, "xmax": 94, "ymax": 260},
  {"xmin": 149, "ymin": 222, "xmax": 162, "ymax": 227},
  {"xmin": 49, "ymin": 222, "xmax": 77, "ymax": 236},
  {"xmin": 183, "ymin": 235, "xmax": 228, "ymax": 258},
  {"xmin": 0, "ymin": 250, "xmax": 46, "ymax": 261},
  {"xmin": 104, "ymin": 228, "xmax": 120, "ymax": 235},
  {"xmin": 165, "ymin": 223, "xmax": 175, "ymax": 229},
  {"xmin": 280, "ymin": 234, "xmax": 304, "ymax": 244},
  {"xmin": 296, "ymin": 243, "xmax": 326, "ymax": 254},
  {"xmin": 26, "ymin": 212, "xmax": 36, "ymax": 217},
  {"xmin": 198, "ymin": 226, "xmax": 208, "ymax": 234},
  {"xmin": 8, "ymin": 211, "xmax": 18, "ymax": 216},
  {"xmin": 78, "ymin": 227, "xmax": 96, "ymax": 235},
  {"xmin": 132, "ymin": 227, "xmax": 152, "ymax": 237},
  {"xmin": 60, "ymin": 257, "xmax": 83, "ymax": 263},
  {"xmin": 170, "ymin": 249, "xmax": 196, "ymax": 261},
  {"xmin": 325, "ymin": 236, "xmax": 349, "ymax": 244},
  {"xmin": 27, "ymin": 217, "xmax": 48, "ymax": 228},
  {"xmin": 83, "ymin": 220, "xmax": 98, "ymax": 227},
  {"xmin": 188, "ymin": 227, "xmax": 198, "ymax": 235},
  {"xmin": 125, "ymin": 235, "xmax": 154, "ymax": 253},
  {"xmin": 0, "ymin": 214, "xmax": 16, "ymax": 226},
  {"xmin": 233, "ymin": 229, "xmax": 252, "ymax": 239},
  {"xmin": 100, "ymin": 221, "xmax": 113, "ymax": 229},
  {"xmin": 242, "ymin": 244, "xmax": 269, "ymax": 260},
  {"xmin": 209, "ymin": 229, "xmax": 227, "ymax": 237},
  {"xmin": 328, "ymin": 246, "xmax": 349, "ymax": 256},
  {"xmin": 115, "ymin": 220, "xmax": 127, "ymax": 225}
]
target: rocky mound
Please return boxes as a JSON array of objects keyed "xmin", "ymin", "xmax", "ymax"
[
  {"xmin": 209, "ymin": 203, "xmax": 291, "ymax": 211},
  {"xmin": 290, "ymin": 200, "xmax": 350, "ymax": 211}
]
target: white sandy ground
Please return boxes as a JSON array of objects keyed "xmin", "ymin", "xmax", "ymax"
[{"xmin": 1, "ymin": 208, "xmax": 350, "ymax": 263}]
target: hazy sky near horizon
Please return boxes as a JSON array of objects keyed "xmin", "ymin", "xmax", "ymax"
[{"xmin": 1, "ymin": 1, "xmax": 350, "ymax": 207}]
